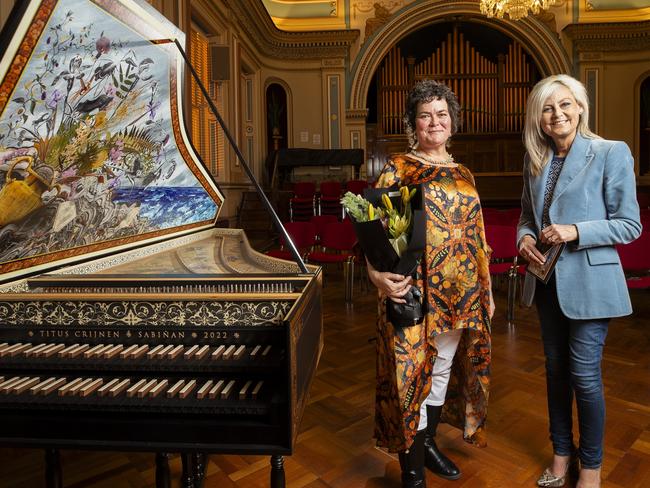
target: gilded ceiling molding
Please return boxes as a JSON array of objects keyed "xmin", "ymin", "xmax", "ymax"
[
  {"xmin": 563, "ymin": 21, "xmax": 650, "ymax": 52},
  {"xmin": 224, "ymin": 0, "xmax": 359, "ymax": 59},
  {"xmin": 349, "ymin": 0, "xmax": 571, "ymax": 111}
]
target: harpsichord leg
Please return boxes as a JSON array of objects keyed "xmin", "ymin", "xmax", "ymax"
[
  {"xmin": 45, "ymin": 449, "xmax": 62, "ymax": 488},
  {"xmin": 192, "ymin": 452, "xmax": 206, "ymax": 487},
  {"xmin": 155, "ymin": 452, "xmax": 171, "ymax": 488},
  {"xmin": 180, "ymin": 452, "xmax": 196, "ymax": 488},
  {"xmin": 270, "ymin": 455, "xmax": 286, "ymax": 488}
]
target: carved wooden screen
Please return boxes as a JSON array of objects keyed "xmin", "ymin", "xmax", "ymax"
[{"xmin": 377, "ymin": 27, "xmax": 536, "ymax": 138}]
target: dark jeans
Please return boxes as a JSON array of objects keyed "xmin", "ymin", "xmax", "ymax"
[{"xmin": 535, "ymin": 276, "xmax": 609, "ymax": 469}]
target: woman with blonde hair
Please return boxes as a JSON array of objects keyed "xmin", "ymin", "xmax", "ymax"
[{"xmin": 517, "ymin": 74, "xmax": 641, "ymax": 487}]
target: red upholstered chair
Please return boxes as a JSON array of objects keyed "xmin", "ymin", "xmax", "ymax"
[
  {"xmin": 309, "ymin": 214, "xmax": 338, "ymax": 243},
  {"xmin": 484, "ymin": 224, "xmax": 520, "ymax": 325},
  {"xmin": 345, "ymin": 179, "xmax": 369, "ymax": 196},
  {"xmin": 266, "ymin": 221, "xmax": 316, "ymax": 262},
  {"xmin": 318, "ymin": 181, "xmax": 343, "ymax": 219},
  {"xmin": 616, "ymin": 231, "xmax": 650, "ymax": 289},
  {"xmin": 637, "ymin": 192, "xmax": 650, "ymax": 209},
  {"xmin": 307, "ymin": 221, "xmax": 358, "ymax": 302},
  {"xmin": 482, "ymin": 207, "xmax": 521, "ymax": 226},
  {"xmin": 289, "ymin": 182, "xmax": 316, "ymax": 221}
]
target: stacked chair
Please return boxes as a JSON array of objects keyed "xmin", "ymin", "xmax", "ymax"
[
  {"xmin": 616, "ymin": 231, "xmax": 650, "ymax": 289},
  {"xmin": 484, "ymin": 223, "xmax": 520, "ymax": 326},
  {"xmin": 289, "ymin": 182, "xmax": 316, "ymax": 221},
  {"xmin": 345, "ymin": 179, "xmax": 369, "ymax": 196},
  {"xmin": 318, "ymin": 181, "xmax": 343, "ymax": 219},
  {"xmin": 266, "ymin": 221, "xmax": 316, "ymax": 262}
]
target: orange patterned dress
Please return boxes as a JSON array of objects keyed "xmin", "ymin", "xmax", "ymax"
[{"xmin": 373, "ymin": 154, "xmax": 491, "ymax": 452}]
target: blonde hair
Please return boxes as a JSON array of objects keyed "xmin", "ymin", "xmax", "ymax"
[{"xmin": 523, "ymin": 74, "xmax": 600, "ymax": 176}]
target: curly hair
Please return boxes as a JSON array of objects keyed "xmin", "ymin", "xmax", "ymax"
[{"xmin": 403, "ymin": 80, "xmax": 461, "ymax": 148}]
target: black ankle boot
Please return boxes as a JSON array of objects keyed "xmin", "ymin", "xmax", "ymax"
[
  {"xmin": 424, "ymin": 405, "xmax": 461, "ymax": 480},
  {"xmin": 398, "ymin": 430, "xmax": 427, "ymax": 488}
]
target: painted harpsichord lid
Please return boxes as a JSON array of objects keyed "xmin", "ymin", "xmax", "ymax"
[{"xmin": 0, "ymin": 0, "xmax": 223, "ymax": 284}]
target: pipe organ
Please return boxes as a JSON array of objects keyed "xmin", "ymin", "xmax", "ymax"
[{"xmin": 375, "ymin": 24, "xmax": 540, "ymax": 175}]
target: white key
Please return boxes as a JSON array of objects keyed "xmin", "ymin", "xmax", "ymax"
[
  {"xmin": 211, "ymin": 345, "xmax": 225, "ymax": 360},
  {"xmin": 68, "ymin": 344, "xmax": 90, "ymax": 358},
  {"xmin": 220, "ymin": 380, "xmax": 236, "ymax": 399},
  {"xmin": 251, "ymin": 381, "xmax": 263, "ymax": 400},
  {"xmin": 250, "ymin": 345, "xmax": 261, "ymax": 357},
  {"xmin": 146, "ymin": 345, "xmax": 165, "ymax": 358},
  {"xmin": 137, "ymin": 379, "xmax": 159, "ymax": 398},
  {"xmin": 262, "ymin": 345, "xmax": 272, "ymax": 357},
  {"xmin": 97, "ymin": 378, "xmax": 121, "ymax": 396},
  {"xmin": 183, "ymin": 345, "xmax": 199, "ymax": 358},
  {"xmin": 238, "ymin": 380, "xmax": 252, "ymax": 399},
  {"xmin": 58, "ymin": 378, "xmax": 86, "ymax": 396},
  {"xmin": 149, "ymin": 379, "xmax": 169, "ymax": 398},
  {"xmin": 108, "ymin": 379, "xmax": 131, "ymax": 397},
  {"xmin": 104, "ymin": 345, "xmax": 124, "ymax": 359},
  {"xmin": 155, "ymin": 345, "xmax": 174, "ymax": 358},
  {"xmin": 131, "ymin": 345, "xmax": 149, "ymax": 359},
  {"xmin": 233, "ymin": 345, "xmax": 246, "ymax": 360},
  {"xmin": 29, "ymin": 377, "xmax": 58, "ymax": 395},
  {"xmin": 83, "ymin": 344, "xmax": 105, "ymax": 358},
  {"xmin": 196, "ymin": 380, "xmax": 214, "ymax": 400},
  {"xmin": 222, "ymin": 345, "xmax": 236, "ymax": 360},
  {"xmin": 40, "ymin": 378, "xmax": 67, "ymax": 395},
  {"xmin": 167, "ymin": 380, "xmax": 186, "ymax": 398},
  {"xmin": 12, "ymin": 377, "xmax": 40, "ymax": 394},
  {"xmin": 208, "ymin": 380, "xmax": 225, "ymax": 399},
  {"xmin": 178, "ymin": 380, "xmax": 197, "ymax": 399},
  {"xmin": 24, "ymin": 344, "xmax": 50, "ymax": 357},
  {"xmin": 119, "ymin": 345, "xmax": 139, "ymax": 358},
  {"xmin": 57, "ymin": 344, "xmax": 80, "ymax": 357},
  {"xmin": 126, "ymin": 379, "xmax": 148, "ymax": 397},
  {"xmin": 43, "ymin": 344, "xmax": 66, "ymax": 358},
  {"xmin": 194, "ymin": 345, "xmax": 209, "ymax": 359},
  {"xmin": 0, "ymin": 377, "xmax": 27, "ymax": 392},
  {"xmin": 167, "ymin": 345, "xmax": 184, "ymax": 359},
  {"xmin": 80, "ymin": 378, "xmax": 104, "ymax": 397}
]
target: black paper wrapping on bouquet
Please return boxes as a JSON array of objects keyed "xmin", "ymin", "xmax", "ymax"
[{"xmin": 348, "ymin": 185, "xmax": 426, "ymax": 328}]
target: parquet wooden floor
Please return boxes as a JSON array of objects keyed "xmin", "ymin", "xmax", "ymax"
[{"xmin": 0, "ymin": 273, "xmax": 648, "ymax": 488}]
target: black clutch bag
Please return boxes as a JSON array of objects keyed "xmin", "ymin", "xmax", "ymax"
[{"xmin": 348, "ymin": 185, "xmax": 426, "ymax": 328}]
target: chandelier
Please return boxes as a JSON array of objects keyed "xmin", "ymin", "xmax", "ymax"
[{"xmin": 479, "ymin": 0, "xmax": 558, "ymax": 21}]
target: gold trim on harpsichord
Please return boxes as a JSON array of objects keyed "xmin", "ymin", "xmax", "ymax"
[
  {"xmin": 287, "ymin": 269, "xmax": 323, "ymax": 449},
  {"xmin": 0, "ymin": 298, "xmax": 295, "ymax": 327},
  {"xmin": 0, "ymin": 0, "xmax": 224, "ymax": 283}
]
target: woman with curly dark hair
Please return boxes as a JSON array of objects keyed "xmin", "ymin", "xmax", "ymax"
[{"xmin": 367, "ymin": 79, "xmax": 493, "ymax": 487}]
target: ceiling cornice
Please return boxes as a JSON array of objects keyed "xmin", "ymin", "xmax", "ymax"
[
  {"xmin": 563, "ymin": 20, "xmax": 650, "ymax": 52},
  {"xmin": 224, "ymin": 0, "xmax": 359, "ymax": 60}
]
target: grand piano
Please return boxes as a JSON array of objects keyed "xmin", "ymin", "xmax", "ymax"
[{"xmin": 0, "ymin": 1, "xmax": 322, "ymax": 487}]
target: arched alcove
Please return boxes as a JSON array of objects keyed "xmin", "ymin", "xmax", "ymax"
[{"xmin": 349, "ymin": 1, "xmax": 571, "ymax": 112}]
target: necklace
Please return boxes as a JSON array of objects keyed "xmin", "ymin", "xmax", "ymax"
[{"xmin": 410, "ymin": 149, "xmax": 457, "ymax": 167}]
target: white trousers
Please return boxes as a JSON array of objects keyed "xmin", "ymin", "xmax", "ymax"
[{"xmin": 417, "ymin": 328, "xmax": 463, "ymax": 431}]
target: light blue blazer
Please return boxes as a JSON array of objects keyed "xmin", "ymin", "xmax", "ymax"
[{"xmin": 517, "ymin": 133, "xmax": 642, "ymax": 319}]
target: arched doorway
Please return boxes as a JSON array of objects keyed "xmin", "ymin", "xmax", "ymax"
[
  {"xmin": 367, "ymin": 21, "xmax": 543, "ymax": 176},
  {"xmin": 349, "ymin": 1, "xmax": 571, "ymax": 194}
]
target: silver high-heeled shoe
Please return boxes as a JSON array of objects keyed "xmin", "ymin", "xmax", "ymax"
[
  {"xmin": 537, "ymin": 455, "xmax": 578, "ymax": 487},
  {"xmin": 537, "ymin": 466, "xmax": 569, "ymax": 487}
]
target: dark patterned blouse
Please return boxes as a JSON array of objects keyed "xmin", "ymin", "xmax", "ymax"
[{"xmin": 371, "ymin": 154, "xmax": 491, "ymax": 452}]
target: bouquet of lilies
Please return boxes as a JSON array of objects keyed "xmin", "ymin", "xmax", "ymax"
[
  {"xmin": 341, "ymin": 184, "xmax": 425, "ymax": 328},
  {"xmin": 341, "ymin": 186, "xmax": 417, "ymax": 257}
]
